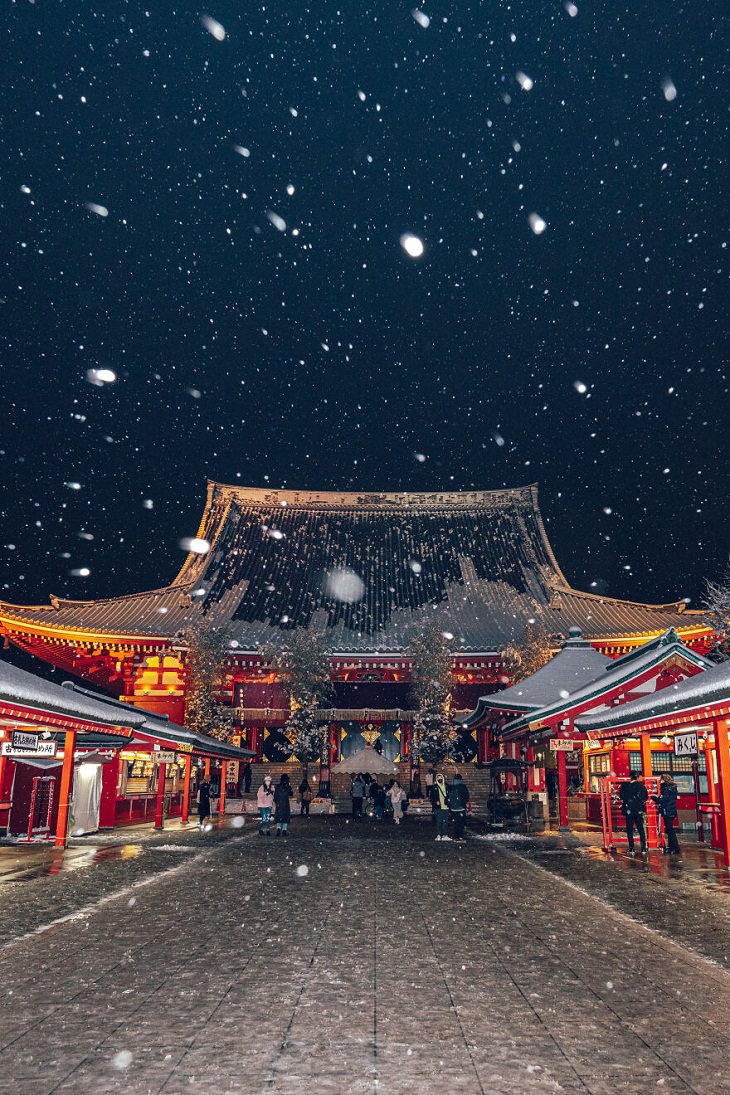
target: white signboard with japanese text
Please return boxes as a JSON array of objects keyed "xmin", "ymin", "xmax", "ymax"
[
  {"xmin": 154, "ymin": 751, "xmax": 177, "ymax": 764},
  {"xmin": 2, "ymin": 740, "xmax": 57, "ymax": 758},
  {"xmin": 550, "ymin": 739, "xmax": 578, "ymax": 751},
  {"xmin": 674, "ymin": 732, "xmax": 698, "ymax": 757}
]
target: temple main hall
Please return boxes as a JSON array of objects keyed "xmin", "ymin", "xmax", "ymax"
[{"xmin": 0, "ymin": 482, "xmax": 713, "ymax": 765}]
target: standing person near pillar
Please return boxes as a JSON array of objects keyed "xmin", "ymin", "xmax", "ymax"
[
  {"xmin": 243, "ymin": 761, "xmax": 252, "ymax": 794},
  {"xmin": 652, "ymin": 773, "xmax": 681, "ymax": 855},
  {"xmin": 197, "ymin": 774, "xmax": 211, "ymax": 830},
  {"xmin": 446, "ymin": 772, "xmax": 470, "ymax": 842},
  {"xmin": 274, "ymin": 773, "xmax": 293, "ymax": 837},
  {"xmin": 432, "ymin": 773, "xmax": 450, "ymax": 841},
  {"xmin": 619, "ymin": 772, "xmax": 648, "ymax": 855},
  {"xmin": 257, "ymin": 774, "xmax": 274, "ymax": 836}
]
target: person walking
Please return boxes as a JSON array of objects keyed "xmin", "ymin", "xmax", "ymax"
[
  {"xmin": 387, "ymin": 779, "xmax": 407, "ymax": 825},
  {"xmin": 257, "ymin": 774, "xmax": 274, "ymax": 836},
  {"xmin": 446, "ymin": 772, "xmax": 470, "ymax": 842},
  {"xmin": 274, "ymin": 773, "xmax": 293, "ymax": 837},
  {"xmin": 372, "ymin": 780, "xmax": 386, "ymax": 820},
  {"xmin": 243, "ymin": 762, "xmax": 252, "ymax": 794},
  {"xmin": 652, "ymin": 773, "xmax": 681, "ymax": 855},
  {"xmin": 619, "ymin": 771, "xmax": 648, "ymax": 855},
  {"xmin": 351, "ymin": 773, "xmax": 366, "ymax": 820},
  {"xmin": 431, "ymin": 772, "xmax": 450, "ymax": 841},
  {"xmin": 298, "ymin": 775, "xmax": 313, "ymax": 817},
  {"xmin": 197, "ymin": 774, "xmax": 211, "ymax": 830}
]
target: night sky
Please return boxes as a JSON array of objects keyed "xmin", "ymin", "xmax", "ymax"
[{"xmin": 2, "ymin": 0, "xmax": 728, "ymax": 615}]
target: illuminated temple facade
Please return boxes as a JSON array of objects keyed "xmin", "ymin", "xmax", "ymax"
[{"xmin": 0, "ymin": 482, "xmax": 714, "ymax": 765}]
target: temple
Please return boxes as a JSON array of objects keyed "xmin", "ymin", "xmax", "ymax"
[{"xmin": 0, "ymin": 481, "xmax": 714, "ymax": 766}]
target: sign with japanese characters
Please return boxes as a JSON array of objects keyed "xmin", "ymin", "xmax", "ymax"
[
  {"xmin": 550, "ymin": 739, "xmax": 578, "ymax": 751},
  {"xmin": 2, "ymin": 740, "xmax": 57, "ymax": 758},
  {"xmin": 12, "ymin": 730, "xmax": 40, "ymax": 751},
  {"xmin": 154, "ymin": 751, "xmax": 177, "ymax": 764},
  {"xmin": 674, "ymin": 732, "xmax": 698, "ymax": 757}
]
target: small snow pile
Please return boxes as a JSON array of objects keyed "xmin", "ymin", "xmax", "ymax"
[
  {"xmin": 112, "ymin": 1051, "xmax": 133, "ymax": 1070},
  {"xmin": 471, "ymin": 832, "xmax": 532, "ymax": 843},
  {"xmin": 295, "ymin": 864, "xmax": 309, "ymax": 877}
]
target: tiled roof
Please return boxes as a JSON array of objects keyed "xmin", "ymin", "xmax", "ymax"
[{"xmin": 0, "ymin": 481, "xmax": 706, "ymax": 655}]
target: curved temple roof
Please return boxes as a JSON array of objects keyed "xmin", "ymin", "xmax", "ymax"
[{"xmin": 0, "ymin": 481, "xmax": 707, "ymax": 655}]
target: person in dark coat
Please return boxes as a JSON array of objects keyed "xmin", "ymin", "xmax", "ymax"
[
  {"xmin": 652, "ymin": 773, "xmax": 681, "ymax": 854},
  {"xmin": 351, "ymin": 774, "xmax": 366, "ymax": 820},
  {"xmin": 619, "ymin": 772, "xmax": 648, "ymax": 855},
  {"xmin": 197, "ymin": 776, "xmax": 211, "ymax": 830},
  {"xmin": 446, "ymin": 773, "xmax": 470, "ymax": 842},
  {"xmin": 298, "ymin": 776, "xmax": 313, "ymax": 817},
  {"xmin": 243, "ymin": 762, "xmax": 252, "ymax": 794},
  {"xmin": 274, "ymin": 773, "xmax": 293, "ymax": 837}
]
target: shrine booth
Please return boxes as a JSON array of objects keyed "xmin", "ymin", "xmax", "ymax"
[
  {"xmin": 114, "ymin": 707, "xmax": 255, "ymax": 827},
  {"xmin": 576, "ymin": 658, "xmax": 730, "ymax": 868},
  {"xmin": 0, "ymin": 658, "xmax": 147, "ymax": 846},
  {"xmin": 461, "ymin": 627, "xmax": 712, "ymax": 830}
]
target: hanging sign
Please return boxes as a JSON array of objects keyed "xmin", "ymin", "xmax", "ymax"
[
  {"xmin": 12, "ymin": 730, "xmax": 40, "ymax": 751},
  {"xmin": 2, "ymin": 740, "xmax": 57, "ymax": 758},
  {"xmin": 674, "ymin": 732, "xmax": 698, "ymax": 758},
  {"xmin": 550, "ymin": 739, "xmax": 578, "ymax": 751},
  {"xmin": 154, "ymin": 751, "xmax": 177, "ymax": 764}
]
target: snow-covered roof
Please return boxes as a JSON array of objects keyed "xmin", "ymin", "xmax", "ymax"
[
  {"xmin": 0, "ymin": 480, "xmax": 706, "ymax": 655},
  {"xmin": 499, "ymin": 629, "xmax": 712, "ymax": 736},
  {"xmin": 576, "ymin": 658, "xmax": 730, "ymax": 733},
  {"xmin": 459, "ymin": 629, "xmax": 613, "ymax": 728},
  {"xmin": 0, "ymin": 656, "xmax": 147, "ymax": 730}
]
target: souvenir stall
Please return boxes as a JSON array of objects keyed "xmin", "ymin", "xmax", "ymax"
[{"xmin": 576, "ymin": 659, "xmax": 730, "ymax": 866}]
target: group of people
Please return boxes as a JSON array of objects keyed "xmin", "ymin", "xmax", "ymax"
[
  {"xmin": 256, "ymin": 773, "xmax": 294, "ymax": 837},
  {"xmin": 350, "ymin": 773, "xmax": 408, "ymax": 823},
  {"xmin": 619, "ymin": 771, "xmax": 681, "ymax": 856}
]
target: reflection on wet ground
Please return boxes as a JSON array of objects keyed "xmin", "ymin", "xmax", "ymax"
[
  {"xmin": 0, "ymin": 842, "xmax": 145, "ymax": 883},
  {"xmin": 581, "ymin": 841, "xmax": 730, "ymax": 888}
]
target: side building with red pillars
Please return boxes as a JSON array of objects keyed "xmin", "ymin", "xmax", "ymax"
[
  {"xmin": 576, "ymin": 660, "xmax": 730, "ymax": 869},
  {"xmin": 0, "ymin": 657, "xmax": 253, "ymax": 845},
  {"xmin": 460, "ymin": 628, "xmax": 712, "ymax": 829}
]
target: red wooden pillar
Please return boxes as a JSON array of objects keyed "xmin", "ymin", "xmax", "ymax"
[
  {"xmin": 219, "ymin": 761, "xmax": 227, "ymax": 816},
  {"xmin": 154, "ymin": 762, "xmax": 167, "ymax": 829},
  {"xmin": 557, "ymin": 748, "xmax": 569, "ymax": 830},
  {"xmin": 54, "ymin": 729, "xmax": 77, "ymax": 848},
  {"xmin": 640, "ymin": 732, "xmax": 653, "ymax": 779},
  {"xmin": 713, "ymin": 719, "xmax": 730, "ymax": 870},
  {"xmin": 181, "ymin": 754, "xmax": 192, "ymax": 823}
]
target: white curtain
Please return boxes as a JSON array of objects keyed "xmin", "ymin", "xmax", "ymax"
[{"xmin": 71, "ymin": 763, "xmax": 103, "ymax": 835}]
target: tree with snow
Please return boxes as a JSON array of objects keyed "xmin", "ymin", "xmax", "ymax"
[
  {"xmin": 703, "ymin": 563, "xmax": 730, "ymax": 661},
  {"xmin": 183, "ymin": 621, "xmax": 235, "ymax": 741},
  {"xmin": 268, "ymin": 632, "xmax": 332, "ymax": 771},
  {"xmin": 500, "ymin": 622, "xmax": 554, "ymax": 684},
  {"xmin": 408, "ymin": 626, "xmax": 459, "ymax": 769}
]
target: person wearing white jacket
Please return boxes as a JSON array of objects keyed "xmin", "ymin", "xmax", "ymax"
[{"xmin": 387, "ymin": 780, "xmax": 407, "ymax": 824}]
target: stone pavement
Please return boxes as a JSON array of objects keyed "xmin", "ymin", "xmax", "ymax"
[{"xmin": 1, "ymin": 817, "xmax": 730, "ymax": 1094}]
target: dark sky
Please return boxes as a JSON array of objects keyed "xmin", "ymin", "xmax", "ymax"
[{"xmin": 1, "ymin": 0, "xmax": 728, "ymax": 613}]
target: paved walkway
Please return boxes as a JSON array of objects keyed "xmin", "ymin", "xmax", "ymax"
[{"xmin": 1, "ymin": 818, "xmax": 730, "ymax": 1094}]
